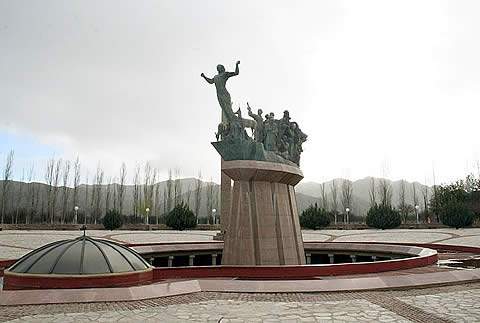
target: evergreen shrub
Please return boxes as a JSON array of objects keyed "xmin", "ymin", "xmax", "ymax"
[
  {"xmin": 103, "ymin": 209, "xmax": 124, "ymax": 230},
  {"xmin": 165, "ymin": 202, "xmax": 197, "ymax": 230},
  {"xmin": 439, "ymin": 201, "xmax": 474, "ymax": 229},
  {"xmin": 300, "ymin": 203, "xmax": 330, "ymax": 230},
  {"xmin": 366, "ymin": 204, "xmax": 401, "ymax": 229}
]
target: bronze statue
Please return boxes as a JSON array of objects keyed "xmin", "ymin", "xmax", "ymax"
[
  {"xmin": 247, "ymin": 102, "xmax": 264, "ymax": 142},
  {"xmin": 203, "ymin": 62, "xmax": 308, "ymax": 167},
  {"xmin": 264, "ymin": 113, "xmax": 278, "ymax": 151},
  {"xmin": 278, "ymin": 110, "xmax": 291, "ymax": 147},
  {"xmin": 201, "ymin": 61, "xmax": 240, "ymax": 123}
]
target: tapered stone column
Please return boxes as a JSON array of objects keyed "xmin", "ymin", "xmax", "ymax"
[
  {"xmin": 220, "ymin": 167, "xmax": 232, "ymax": 230},
  {"xmin": 221, "ymin": 160, "xmax": 305, "ymax": 265},
  {"xmin": 217, "ymin": 111, "xmax": 233, "ymax": 241}
]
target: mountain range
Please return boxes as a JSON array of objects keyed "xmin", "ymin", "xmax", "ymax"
[{"xmin": 0, "ymin": 177, "xmax": 432, "ymax": 221}]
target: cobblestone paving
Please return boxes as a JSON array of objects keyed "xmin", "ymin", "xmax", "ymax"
[
  {"xmin": 398, "ymin": 289, "xmax": 480, "ymax": 322},
  {"xmin": 2, "ymin": 284, "xmax": 480, "ymax": 322},
  {"xmin": 2, "ymin": 228, "xmax": 480, "ymax": 260},
  {"xmin": 5, "ymin": 299, "xmax": 412, "ymax": 322},
  {"xmin": 2, "ymin": 229, "xmax": 480, "ymax": 322},
  {"xmin": 0, "ymin": 230, "xmax": 218, "ymax": 259},
  {"xmin": 332, "ymin": 231, "xmax": 451, "ymax": 244}
]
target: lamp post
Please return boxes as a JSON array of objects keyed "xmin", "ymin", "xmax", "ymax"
[
  {"xmin": 415, "ymin": 205, "xmax": 420, "ymax": 226},
  {"xmin": 345, "ymin": 207, "xmax": 350, "ymax": 224},
  {"xmin": 74, "ymin": 206, "xmax": 79, "ymax": 225},
  {"xmin": 212, "ymin": 208, "xmax": 217, "ymax": 224},
  {"xmin": 145, "ymin": 208, "xmax": 150, "ymax": 225}
]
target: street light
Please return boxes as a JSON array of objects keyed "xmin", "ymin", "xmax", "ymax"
[
  {"xmin": 74, "ymin": 206, "xmax": 79, "ymax": 225},
  {"xmin": 415, "ymin": 205, "xmax": 420, "ymax": 225},
  {"xmin": 345, "ymin": 207, "xmax": 350, "ymax": 224},
  {"xmin": 145, "ymin": 208, "xmax": 150, "ymax": 225},
  {"xmin": 212, "ymin": 208, "xmax": 217, "ymax": 224}
]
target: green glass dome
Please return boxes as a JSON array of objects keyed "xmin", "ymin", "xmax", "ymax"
[{"xmin": 8, "ymin": 236, "xmax": 150, "ymax": 275}]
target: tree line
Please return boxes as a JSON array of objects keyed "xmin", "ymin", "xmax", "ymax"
[{"xmin": 0, "ymin": 150, "xmax": 219, "ymax": 225}]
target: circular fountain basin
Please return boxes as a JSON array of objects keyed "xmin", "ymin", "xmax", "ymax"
[{"xmin": 130, "ymin": 242, "xmax": 437, "ymax": 280}]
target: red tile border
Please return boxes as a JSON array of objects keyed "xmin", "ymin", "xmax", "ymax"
[
  {"xmin": 1, "ymin": 269, "xmax": 479, "ymax": 306},
  {"xmin": 3, "ymin": 269, "xmax": 154, "ymax": 290}
]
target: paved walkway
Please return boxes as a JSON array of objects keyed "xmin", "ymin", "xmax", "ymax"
[
  {"xmin": 1, "ymin": 228, "xmax": 480, "ymax": 260},
  {"xmin": 1, "ymin": 228, "xmax": 480, "ymax": 322},
  {"xmin": 2, "ymin": 284, "xmax": 480, "ymax": 322}
]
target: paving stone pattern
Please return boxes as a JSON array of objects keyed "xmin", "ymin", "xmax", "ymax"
[
  {"xmin": 3, "ymin": 284, "xmax": 480, "ymax": 322},
  {"xmin": 5, "ymin": 299, "xmax": 412, "ymax": 322},
  {"xmin": 399, "ymin": 289, "xmax": 480, "ymax": 322},
  {"xmin": 2, "ymin": 229, "xmax": 480, "ymax": 322},
  {"xmin": 2, "ymin": 228, "xmax": 480, "ymax": 260}
]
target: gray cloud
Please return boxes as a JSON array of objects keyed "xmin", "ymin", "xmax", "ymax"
[{"xmin": 1, "ymin": 1, "xmax": 479, "ymax": 184}]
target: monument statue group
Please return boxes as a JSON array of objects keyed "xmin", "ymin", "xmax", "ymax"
[
  {"xmin": 201, "ymin": 61, "xmax": 307, "ymax": 266},
  {"xmin": 201, "ymin": 61, "xmax": 307, "ymax": 166}
]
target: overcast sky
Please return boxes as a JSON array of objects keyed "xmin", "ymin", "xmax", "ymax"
[{"xmin": 1, "ymin": 0, "xmax": 480, "ymax": 186}]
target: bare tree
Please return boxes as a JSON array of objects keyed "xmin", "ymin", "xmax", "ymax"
[
  {"xmin": 72, "ymin": 157, "xmax": 81, "ymax": 221},
  {"xmin": 112, "ymin": 177, "xmax": 117, "ymax": 211},
  {"xmin": 105, "ymin": 176, "xmax": 112, "ymax": 212},
  {"xmin": 185, "ymin": 184, "xmax": 192, "ymax": 207},
  {"xmin": 44, "ymin": 156, "xmax": 54, "ymax": 224},
  {"xmin": 378, "ymin": 162, "xmax": 392, "ymax": 207},
  {"xmin": 319, "ymin": 182, "xmax": 328, "ymax": 211},
  {"xmin": 34, "ymin": 186, "xmax": 41, "ymax": 223},
  {"xmin": 149, "ymin": 168, "xmax": 157, "ymax": 219},
  {"xmin": 14, "ymin": 167, "xmax": 25, "ymax": 224},
  {"xmin": 432, "ymin": 165, "xmax": 439, "ymax": 223},
  {"xmin": 166, "ymin": 169, "xmax": 173, "ymax": 213},
  {"xmin": 368, "ymin": 177, "xmax": 376, "ymax": 207},
  {"xmin": 194, "ymin": 171, "xmax": 202, "ymax": 220},
  {"xmin": 34, "ymin": 183, "xmax": 41, "ymax": 223},
  {"xmin": 27, "ymin": 163, "xmax": 35, "ymax": 224},
  {"xmin": 133, "ymin": 164, "xmax": 141, "ymax": 222},
  {"xmin": 330, "ymin": 179, "xmax": 338, "ymax": 224},
  {"xmin": 61, "ymin": 160, "xmax": 71, "ymax": 223},
  {"xmin": 174, "ymin": 168, "xmax": 182, "ymax": 206},
  {"xmin": 341, "ymin": 179, "xmax": 353, "ymax": 223},
  {"xmin": 378, "ymin": 178, "xmax": 392, "ymax": 207},
  {"xmin": 40, "ymin": 193, "xmax": 45, "ymax": 223},
  {"xmin": 412, "ymin": 182, "xmax": 418, "ymax": 208},
  {"xmin": 206, "ymin": 179, "xmax": 214, "ymax": 224},
  {"xmin": 212, "ymin": 184, "xmax": 219, "ymax": 224},
  {"xmin": 93, "ymin": 164, "xmax": 104, "ymax": 224},
  {"xmin": 84, "ymin": 170, "xmax": 89, "ymax": 224},
  {"xmin": 143, "ymin": 162, "xmax": 152, "ymax": 218},
  {"xmin": 118, "ymin": 162, "xmax": 127, "ymax": 216},
  {"xmin": 154, "ymin": 181, "xmax": 161, "ymax": 224},
  {"xmin": 51, "ymin": 158, "xmax": 62, "ymax": 224},
  {"xmin": 398, "ymin": 180, "xmax": 407, "ymax": 223},
  {"xmin": 1, "ymin": 150, "xmax": 14, "ymax": 223},
  {"xmin": 421, "ymin": 178, "xmax": 430, "ymax": 223},
  {"xmin": 163, "ymin": 187, "xmax": 168, "ymax": 218},
  {"xmin": 89, "ymin": 172, "xmax": 95, "ymax": 223}
]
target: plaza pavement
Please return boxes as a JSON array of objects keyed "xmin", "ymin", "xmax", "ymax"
[
  {"xmin": 2, "ymin": 228, "xmax": 480, "ymax": 261},
  {"xmin": 1, "ymin": 228, "xmax": 480, "ymax": 322}
]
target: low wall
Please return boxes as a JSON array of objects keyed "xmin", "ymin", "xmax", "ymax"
[
  {"xmin": 2, "ymin": 222, "xmax": 479, "ymax": 231},
  {"xmin": 0, "ymin": 223, "xmax": 221, "ymax": 231},
  {"xmin": 321, "ymin": 223, "xmax": 480, "ymax": 230}
]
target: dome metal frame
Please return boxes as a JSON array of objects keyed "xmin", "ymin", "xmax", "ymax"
[{"xmin": 8, "ymin": 235, "xmax": 151, "ymax": 275}]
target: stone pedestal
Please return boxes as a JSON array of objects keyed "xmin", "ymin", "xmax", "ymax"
[{"xmin": 221, "ymin": 160, "xmax": 305, "ymax": 265}]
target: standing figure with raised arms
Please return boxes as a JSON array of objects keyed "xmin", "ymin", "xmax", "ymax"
[
  {"xmin": 247, "ymin": 102, "xmax": 264, "ymax": 142},
  {"xmin": 201, "ymin": 61, "xmax": 240, "ymax": 123}
]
